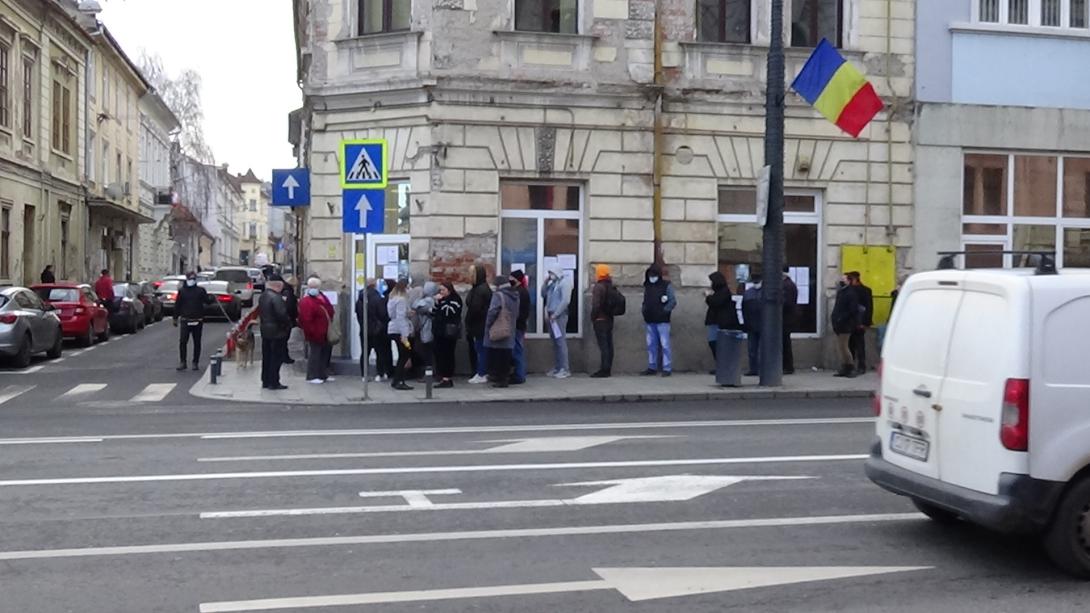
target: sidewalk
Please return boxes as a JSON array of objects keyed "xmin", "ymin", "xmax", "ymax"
[{"xmin": 190, "ymin": 361, "xmax": 877, "ymax": 406}]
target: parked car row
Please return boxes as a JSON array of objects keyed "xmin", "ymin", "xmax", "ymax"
[{"xmin": 154, "ymin": 279, "xmax": 243, "ymax": 321}]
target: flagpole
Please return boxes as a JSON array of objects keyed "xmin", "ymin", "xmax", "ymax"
[{"xmin": 759, "ymin": 0, "xmax": 786, "ymax": 387}]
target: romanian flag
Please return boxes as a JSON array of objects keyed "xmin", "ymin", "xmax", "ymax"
[{"xmin": 791, "ymin": 39, "xmax": 884, "ymax": 138}]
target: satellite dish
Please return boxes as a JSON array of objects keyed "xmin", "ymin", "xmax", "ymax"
[{"xmin": 105, "ymin": 183, "xmax": 124, "ymax": 200}]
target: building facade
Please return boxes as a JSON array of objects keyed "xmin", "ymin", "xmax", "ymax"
[
  {"xmin": 292, "ymin": 0, "xmax": 916, "ymax": 372},
  {"xmin": 915, "ymin": 0, "xmax": 1090, "ymax": 272},
  {"xmin": 135, "ymin": 90, "xmax": 179, "ymax": 280},
  {"xmin": 235, "ymin": 168, "xmax": 271, "ymax": 266},
  {"xmin": 0, "ymin": 0, "xmax": 91, "ymax": 286}
]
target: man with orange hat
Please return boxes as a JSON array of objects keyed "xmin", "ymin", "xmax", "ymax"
[{"xmin": 590, "ymin": 263, "xmax": 622, "ymax": 378}]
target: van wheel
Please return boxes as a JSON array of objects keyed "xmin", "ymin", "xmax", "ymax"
[
  {"xmin": 912, "ymin": 498, "xmax": 961, "ymax": 525},
  {"xmin": 1044, "ymin": 478, "xmax": 1090, "ymax": 578}
]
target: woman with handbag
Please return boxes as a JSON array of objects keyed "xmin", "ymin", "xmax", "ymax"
[
  {"xmin": 298, "ymin": 277, "xmax": 337, "ymax": 384},
  {"xmin": 386, "ymin": 277, "xmax": 414, "ymax": 391},
  {"xmin": 432, "ymin": 282, "xmax": 463, "ymax": 389},
  {"xmin": 483, "ymin": 275, "xmax": 519, "ymax": 389}
]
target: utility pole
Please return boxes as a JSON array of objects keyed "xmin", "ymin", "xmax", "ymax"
[{"xmin": 759, "ymin": 0, "xmax": 786, "ymax": 387}]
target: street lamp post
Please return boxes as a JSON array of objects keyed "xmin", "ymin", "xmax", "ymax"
[{"xmin": 759, "ymin": 0, "xmax": 786, "ymax": 387}]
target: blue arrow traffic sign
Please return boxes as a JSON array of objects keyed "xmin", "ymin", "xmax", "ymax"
[
  {"xmin": 341, "ymin": 139, "xmax": 388, "ymax": 189},
  {"xmin": 271, "ymin": 168, "xmax": 310, "ymax": 206},
  {"xmin": 342, "ymin": 189, "xmax": 386, "ymax": 234}
]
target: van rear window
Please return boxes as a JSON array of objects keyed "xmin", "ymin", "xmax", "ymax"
[
  {"xmin": 944, "ymin": 292, "xmax": 1009, "ymax": 383},
  {"xmin": 885, "ymin": 289, "xmax": 961, "ymax": 377},
  {"xmin": 214, "ymin": 271, "xmax": 251, "ymax": 284}
]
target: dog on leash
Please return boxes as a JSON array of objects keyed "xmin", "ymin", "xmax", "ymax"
[{"xmin": 235, "ymin": 324, "xmax": 256, "ymax": 369}]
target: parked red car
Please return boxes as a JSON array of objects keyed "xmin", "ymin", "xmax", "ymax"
[{"xmin": 31, "ymin": 283, "xmax": 109, "ymax": 347}]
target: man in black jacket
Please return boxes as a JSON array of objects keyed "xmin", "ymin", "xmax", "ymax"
[
  {"xmin": 848, "ymin": 271, "xmax": 874, "ymax": 375},
  {"xmin": 509, "ymin": 269, "xmax": 531, "ymax": 384},
  {"xmin": 464, "ymin": 264, "xmax": 492, "ymax": 384},
  {"xmin": 831, "ymin": 273, "xmax": 861, "ymax": 378},
  {"xmin": 782, "ymin": 267, "xmax": 799, "ymax": 375},
  {"xmin": 356, "ymin": 280, "xmax": 391, "ymax": 381},
  {"xmin": 280, "ymin": 279, "xmax": 298, "ymax": 365},
  {"xmin": 173, "ymin": 272, "xmax": 210, "ymax": 371},
  {"xmin": 259, "ymin": 276, "xmax": 291, "ymax": 390}
]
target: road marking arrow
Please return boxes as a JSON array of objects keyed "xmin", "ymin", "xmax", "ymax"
[
  {"xmin": 197, "ymin": 435, "xmax": 675, "ymax": 462},
  {"xmin": 199, "ymin": 474, "xmax": 812, "ymax": 519},
  {"xmin": 281, "ymin": 174, "xmax": 300, "ymax": 200},
  {"xmin": 198, "ymin": 566, "xmax": 931, "ymax": 611}
]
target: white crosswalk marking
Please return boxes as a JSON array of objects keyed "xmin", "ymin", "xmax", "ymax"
[
  {"xmin": 0, "ymin": 385, "xmax": 35, "ymax": 405},
  {"xmin": 131, "ymin": 384, "xmax": 176, "ymax": 403},
  {"xmin": 59, "ymin": 384, "xmax": 108, "ymax": 399}
]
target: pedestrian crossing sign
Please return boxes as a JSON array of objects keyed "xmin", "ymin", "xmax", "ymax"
[{"xmin": 341, "ymin": 139, "xmax": 388, "ymax": 189}]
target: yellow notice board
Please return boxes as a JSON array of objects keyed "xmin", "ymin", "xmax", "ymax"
[{"xmin": 841, "ymin": 245, "xmax": 896, "ymax": 325}]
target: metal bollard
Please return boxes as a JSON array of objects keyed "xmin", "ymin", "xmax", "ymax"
[
  {"xmin": 210, "ymin": 350, "xmax": 224, "ymax": 385},
  {"xmin": 425, "ymin": 367, "xmax": 434, "ymax": 400}
]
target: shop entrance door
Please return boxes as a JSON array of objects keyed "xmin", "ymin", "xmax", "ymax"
[{"xmin": 350, "ymin": 234, "xmax": 410, "ymax": 360}]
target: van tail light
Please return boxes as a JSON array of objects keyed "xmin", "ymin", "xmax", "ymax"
[
  {"xmin": 872, "ymin": 360, "xmax": 883, "ymax": 416},
  {"xmin": 0, "ymin": 314, "xmax": 16, "ymax": 324},
  {"xmin": 1000, "ymin": 378, "xmax": 1030, "ymax": 451}
]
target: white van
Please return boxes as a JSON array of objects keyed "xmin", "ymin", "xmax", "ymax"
[{"xmin": 866, "ymin": 264, "xmax": 1090, "ymax": 577}]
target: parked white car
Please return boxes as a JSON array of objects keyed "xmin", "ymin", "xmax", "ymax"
[{"xmin": 866, "ymin": 258, "xmax": 1090, "ymax": 576}]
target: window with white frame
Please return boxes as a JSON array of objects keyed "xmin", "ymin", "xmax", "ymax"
[
  {"xmin": 515, "ymin": 0, "xmax": 578, "ymax": 34},
  {"xmin": 717, "ymin": 187, "xmax": 821, "ymax": 334},
  {"xmin": 22, "ymin": 52, "xmax": 34, "ymax": 139},
  {"xmin": 791, "ymin": 0, "xmax": 843, "ymax": 47},
  {"xmin": 0, "ymin": 40, "xmax": 11, "ymax": 129},
  {"xmin": 977, "ymin": 0, "xmax": 1089, "ymax": 28},
  {"xmin": 962, "ymin": 152, "xmax": 1090, "ymax": 269},
  {"xmin": 51, "ymin": 62, "xmax": 73, "ymax": 155},
  {"xmin": 499, "ymin": 183, "xmax": 582, "ymax": 337},
  {"xmin": 697, "ymin": 0, "xmax": 752, "ymax": 43}
]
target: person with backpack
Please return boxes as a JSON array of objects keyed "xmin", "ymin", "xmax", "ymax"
[
  {"xmin": 484, "ymin": 275, "xmax": 519, "ymax": 388},
  {"xmin": 509, "ymin": 270, "xmax": 531, "ymax": 384},
  {"xmin": 465, "ymin": 264, "xmax": 492, "ymax": 384},
  {"xmin": 641, "ymin": 264, "xmax": 676, "ymax": 376},
  {"xmin": 432, "ymin": 282, "xmax": 463, "ymax": 388},
  {"xmin": 705, "ymin": 271, "xmax": 742, "ymax": 368},
  {"xmin": 590, "ymin": 264, "xmax": 623, "ymax": 378},
  {"xmin": 412, "ymin": 282, "xmax": 440, "ymax": 376},
  {"xmin": 541, "ymin": 264, "xmax": 573, "ymax": 379}
]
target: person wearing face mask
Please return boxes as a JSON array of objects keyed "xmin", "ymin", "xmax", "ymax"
[
  {"xmin": 641, "ymin": 264, "xmax": 676, "ymax": 376},
  {"xmin": 173, "ymin": 271, "xmax": 210, "ymax": 371},
  {"xmin": 298, "ymin": 277, "xmax": 336, "ymax": 384},
  {"xmin": 540, "ymin": 264, "xmax": 573, "ymax": 379}
]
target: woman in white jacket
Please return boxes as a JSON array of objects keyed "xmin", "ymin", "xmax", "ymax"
[{"xmin": 386, "ymin": 278, "xmax": 414, "ymax": 391}]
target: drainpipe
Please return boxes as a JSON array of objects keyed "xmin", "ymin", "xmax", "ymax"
[
  {"xmin": 885, "ymin": 0, "xmax": 896, "ymax": 239},
  {"xmin": 652, "ymin": 0, "xmax": 665, "ymax": 266}
]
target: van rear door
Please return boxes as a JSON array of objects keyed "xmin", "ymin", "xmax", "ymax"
[
  {"xmin": 879, "ymin": 275, "xmax": 965, "ymax": 480},
  {"xmin": 935, "ymin": 281, "xmax": 1028, "ymax": 495}
]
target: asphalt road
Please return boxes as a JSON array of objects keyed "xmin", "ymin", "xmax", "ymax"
[{"xmin": 2, "ymin": 323, "xmax": 1089, "ymax": 611}]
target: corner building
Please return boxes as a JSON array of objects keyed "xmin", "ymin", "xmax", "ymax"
[{"xmin": 292, "ymin": 0, "xmax": 915, "ymax": 372}]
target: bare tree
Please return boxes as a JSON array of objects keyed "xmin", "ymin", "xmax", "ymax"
[{"xmin": 139, "ymin": 53, "xmax": 214, "ymax": 164}]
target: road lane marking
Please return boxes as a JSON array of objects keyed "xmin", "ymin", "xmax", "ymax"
[
  {"xmin": 0, "ymin": 366, "xmax": 42, "ymax": 375},
  {"xmin": 0, "ymin": 417, "xmax": 874, "ymax": 446},
  {"xmin": 198, "ymin": 436, "xmax": 679, "ymax": 462},
  {"xmin": 59, "ymin": 384, "xmax": 108, "ymax": 399},
  {"xmin": 0, "ymin": 437, "xmax": 102, "ymax": 445},
  {"xmin": 200, "ymin": 476, "xmax": 813, "ymax": 519},
  {"xmin": 0, "ymin": 454, "xmax": 867, "ymax": 487},
  {"xmin": 198, "ymin": 566, "xmax": 932, "ymax": 611},
  {"xmin": 0, "ymin": 385, "xmax": 35, "ymax": 404},
  {"xmin": 130, "ymin": 383, "xmax": 176, "ymax": 402},
  {"xmin": 0, "ymin": 513, "xmax": 925, "ymax": 561}
]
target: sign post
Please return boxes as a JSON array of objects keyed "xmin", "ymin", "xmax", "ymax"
[{"xmin": 341, "ymin": 139, "xmax": 389, "ymax": 402}]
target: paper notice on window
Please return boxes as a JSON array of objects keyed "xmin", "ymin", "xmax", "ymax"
[
  {"xmin": 382, "ymin": 264, "xmax": 399, "ymax": 280},
  {"xmin": 557, "ymin": 254, "xmax": 577, "ymax": 270},
  {"xmin": 322, "ymin": 291, "xmax": 338, "ymax": 306},
  {"xmin": 798, "ymin": 287, "xmax": 811, "ymax": 305},
  {"xmin": 511, "ymin": 263, "xmax": 526, "ymax": 273},
  {"xmin": 543, "ymin": 256, "xmax": 559, "ymax": 272},
  {"xmin": 377, "ymin": 246, "xmax": 398, "ymax": 265},
  {"xmin": 562, "ymin": 269, "xmax": 575, "ymax": 282}
]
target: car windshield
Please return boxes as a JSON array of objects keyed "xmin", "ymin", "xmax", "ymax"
[
  {"xmin": 159, "ymin": 280, "xmax": 182, "ymax": 292},
  {"xmin": 113, "ymin": 284, "xmax": 129, "ymax": 296},
  {"xmin": 34, "ymin": 288, "xmax": 79, "ymax": 302},
  {"xmin": 214, "ymin": 270, "xmax": 253, "ymax": 284}
]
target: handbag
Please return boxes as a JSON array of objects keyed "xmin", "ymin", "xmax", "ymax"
[
  {"xmin": 323, "ymin": 305, "xmax": 341, "ymax": 345},
  {"xmin": 488, "ymin": 297, "xmax": 513, "ymax": 342}
]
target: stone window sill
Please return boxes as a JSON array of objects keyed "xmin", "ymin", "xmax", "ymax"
[
  {"xmin": 951, "ymin": 21, "xmax": 1090, "ymax": 41},
  {"xmin": 334, "ymin": 30, "xmax": 423, "ymax": 47},
  {"xmin": 493, "ymin": 30, "xmax": 599, "ymax": 43}
]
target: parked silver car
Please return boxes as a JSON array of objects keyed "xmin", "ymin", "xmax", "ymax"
[
  {"xmin": 212, "ymin": 267, "xmax": 263, "ymax": 307},
  {"xmin": 0, "ymin": 286, "xmax": 64, "ymax": 367}
]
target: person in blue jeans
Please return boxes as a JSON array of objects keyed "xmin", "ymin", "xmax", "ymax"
[
  {"xmin": 741, "ymin": 274, "xmax": 763, "ymax": 376},
  {"xmin": 641, "ymin": 264, "xmax": 676, "ymax": 377},
  {"xmin": 509, "ymin": 270, "xmax": 530, "ymax": 384},
  {"xmin": 541, "ymin": 264, "xmax": 573, "ymax": 378}
]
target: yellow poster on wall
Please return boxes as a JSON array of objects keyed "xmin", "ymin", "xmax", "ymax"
[{"xmin": 840, "ymin": 245, "xmax": 896, "ymax": 326}]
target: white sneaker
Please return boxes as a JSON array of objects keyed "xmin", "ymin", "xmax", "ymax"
[
  {"xmin": 545, "ymin": 369, "xmax": 558, "ymax": 377},
  {"xmin": 374, "ymin": 375, "xmax": 383, "ymax": 383},
  {"xmin": 468, "ymin": 374, "xmax": 486, "ymax": 384},
  {"xmin": 554, "ymin": 369, "xmax": 571, "ymax": 379},
  {"xmin": 326, "ymin": 376, "xmax": 336, "ymax": 382},
  {"xmin": 307, "ymin": 379, "xmax": 325, "ymax": 385}
]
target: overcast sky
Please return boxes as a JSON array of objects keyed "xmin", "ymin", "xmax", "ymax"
[{"xmin": 98, "ymin": 0, "xmax": 300, "ymax": 182}]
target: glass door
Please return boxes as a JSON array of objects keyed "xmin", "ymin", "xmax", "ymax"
[{"xmin": 350, "ymin": 234, "xmax": 410, "ymax": 360}]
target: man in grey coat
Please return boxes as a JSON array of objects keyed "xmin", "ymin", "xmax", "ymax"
[
  {"xmin": 540, "ymin": 264, "xmax": 573, "ymax": 378},
  {"xmin": 259, "ymin": 276, "xmax": 292, "ymax": 390}
]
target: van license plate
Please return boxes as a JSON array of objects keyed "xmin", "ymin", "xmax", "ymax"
[{"xmin": 890, "ymin": 432, "xmax": 929, "ymax": 461}]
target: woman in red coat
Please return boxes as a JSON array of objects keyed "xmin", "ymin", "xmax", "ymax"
[{"xmin": 298, "ymin": 277, "xmax": 335, "ymax": 384}]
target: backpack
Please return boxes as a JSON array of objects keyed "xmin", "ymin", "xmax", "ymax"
[
  {"xmin": 606, "ymin": 285, "xmax": 626, "ymax": 317},
  {"xmin": 488, "ymin": 294, "xmax": 513, "ymax": 342}
]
